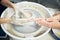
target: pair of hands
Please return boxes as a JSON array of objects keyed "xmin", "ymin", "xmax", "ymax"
[
  {"xmin": 2, "ymin": 13, "xmax": 60, "ymax": 29},
  {"xmin": 1, "ymin": 0, "xmax": 60, "ymax": 29},
  {"xmin": 3, "ymin": 15, "xmax": 60, "ymax": 29},
  {"xmin": 35, "ymin": 13, "xmax": 60, "ymax": 29}
]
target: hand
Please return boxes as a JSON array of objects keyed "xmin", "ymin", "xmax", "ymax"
[
  {"xmin": 35, "ymin": 18, "xmax": 60, "ymax": 29},
  {"xmin": 34, "ymin": 18, "xmax": 49, "ymax": 27},
  {"xmin": 46, "ymin": 18, "xmax": 60, "ymax": 29},
  {"xmin": 10, "ymin": 18, "xmax": 33, "ymax": 25}
]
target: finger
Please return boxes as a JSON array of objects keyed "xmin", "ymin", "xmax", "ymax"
[
  {"xmin": 46, "ymin": 18, "xmax": 54, "ymax": 22},
  {"xmin": 36, "ymin": 19, "xmax": 50, "ymax": 26}
]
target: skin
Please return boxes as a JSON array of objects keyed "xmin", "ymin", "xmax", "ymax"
[
  {"xmin": 0, "ymin": 18, "xmax": 11, "ymax": 24},
  {"xmin": 0, "ymin": 0, "xmax": 60, "ymax": 29},
  {"xmin": 35, "ymin": 12, "xmax": 60, "ymax": 29},
  {"xmin": 0, "ymin": 0, "xmax": 15, "ymax": 8},
  {"xmin": 0, "ymin": 0, "xmax": 15, "ymax": 24}
]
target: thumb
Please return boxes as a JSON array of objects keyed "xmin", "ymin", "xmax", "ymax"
[{"xmin": 46, "ymin": 18, "xmax": 54, "ymax": 22}]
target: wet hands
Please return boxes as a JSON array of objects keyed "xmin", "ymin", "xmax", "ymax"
[{"xmin": 35, "ymin": 18, "xmax": 60, "ymax": 29}]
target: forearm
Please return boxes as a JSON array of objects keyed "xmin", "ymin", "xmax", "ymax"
[
  {"xmin": 0, "ymin": 18, "xmax": 11, "ymax": 24},
  {"xmin": 1, "ymin": 0, "xmax": 15, "ymax": 8}
]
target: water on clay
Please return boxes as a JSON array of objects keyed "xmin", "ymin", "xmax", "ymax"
[{"xmin": 12, "ymin": 9, "xmax": 42, "ymax": 34}]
